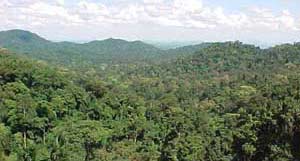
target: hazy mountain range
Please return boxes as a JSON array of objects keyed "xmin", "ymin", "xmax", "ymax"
[{"xmin": 0, "ymin": 29, "xmax": 210, "ymax": 67}]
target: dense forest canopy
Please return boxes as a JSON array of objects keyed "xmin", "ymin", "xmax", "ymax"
[{"xmin": 1, "ymin": 30, "xmax": 300, "ymax": 161}]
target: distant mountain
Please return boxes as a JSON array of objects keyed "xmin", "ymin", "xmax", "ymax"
[
  {"xmin": 0, "ymin": 30, "xmax": 166, "ymax": 66},
  {"xmin": 0, "ymin": 29, "xmax": 211, "ymax": 67},
  {"xmin": 147, "ymin": 40, "xmax": 204, "ymax": 50},
  {"xmin": 167, "ymin": 43, "xmax": 212, "ymax": 57},
  {"xmin": 81, "ymin": 38, "xmax": 164, "ymax": 60},
  {"xmin": 0, "ymin": 29, "xmax": 50, "ymax": 45},
  {"xmin": 0, "ymin": 30, "xmax": 53, "ymax": 52}
]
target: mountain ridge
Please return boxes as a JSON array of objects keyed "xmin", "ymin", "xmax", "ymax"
[{"xmin": 0, "ymin": 29, "xmax": 211, "ymax": 66}]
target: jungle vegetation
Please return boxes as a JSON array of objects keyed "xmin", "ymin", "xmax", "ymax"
[{"xmin": 1, "ymin": 30, "xmax": 300, "ymax": 161}]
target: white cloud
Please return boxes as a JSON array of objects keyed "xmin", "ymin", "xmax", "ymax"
[
  {"xmin": 0, "ymin": 0, "xmax": 299, "ymax": 42},
  {"xmin": 278, "ymin": 10, "xmax": 299, "ymax": 30},
  {"xmin": 56, "ymin": 0, "xmax": 64, "ymax": 6},
  {"xmin": 173, "ymin": 0, "xmax": 203, "ymax": 13},
  {"xmin": 246, "ymin": 7, "xmax": 300, "ymax": 31}
]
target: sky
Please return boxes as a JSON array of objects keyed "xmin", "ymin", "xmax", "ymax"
[{"xmin": 1, "ymin": 0, "xmax": 300, "ymax": 45}]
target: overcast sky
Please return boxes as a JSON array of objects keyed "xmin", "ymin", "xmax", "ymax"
[{"xmin": 1, "ymin": 0, "xmax": 300, "ymax": 44}]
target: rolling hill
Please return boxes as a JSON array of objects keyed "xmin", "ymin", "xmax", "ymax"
[
  {"xmin": 0, "ymin": 30, "xmax": 163, "ymax": 66},
  {"xmin": 0, "ymin": 29, "xmax": 210, "ymax": 67}
]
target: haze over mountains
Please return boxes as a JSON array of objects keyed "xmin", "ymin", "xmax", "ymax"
[{"xmin": 0, "ymin": 29, "xmax": 210, "ymax": 67}]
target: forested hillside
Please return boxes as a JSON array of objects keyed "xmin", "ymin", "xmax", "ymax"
[
  {"xmin": 1, "ymin": 38, "xmax": 300, "ymax": 161},
  {"xmin": 0, "ymin": 30, "xmax": 208, "ymax": 68}
]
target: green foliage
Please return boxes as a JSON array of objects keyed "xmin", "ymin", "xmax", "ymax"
[
  {"xmin": 1, "ymin": 39, "xmax": 300, "ymax": 161},
  {"xmin": 0, "ymin": 30, "xmax": 210, "ymax": 68}
]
